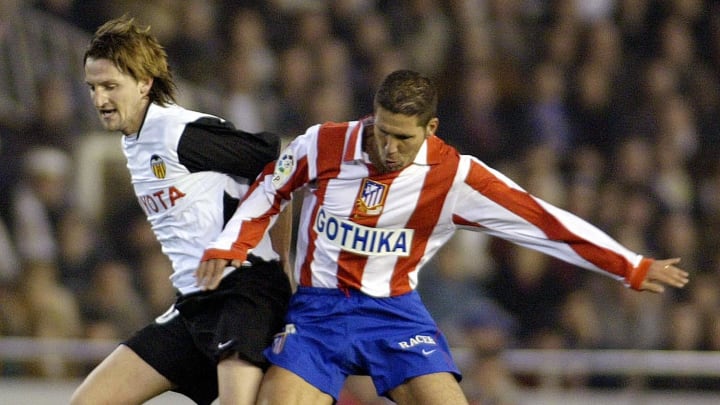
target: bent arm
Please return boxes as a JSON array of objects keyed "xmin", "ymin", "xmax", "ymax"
[
  {"xmin": 201, "ymin": 129, "xmax": 314, "ymax": 264},
  {"xmin": 269, "ymin": 199, "xmax": 296, "ymax": 291}
]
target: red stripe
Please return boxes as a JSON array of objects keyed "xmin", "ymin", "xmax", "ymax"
[
  {"xmin": 389, "ymin": 138, "xmax": 459, "ymax": 294},
  {"xmin": 465, "ymin": 161, "xmax": 631, "ymax": 278},
  {"xmin": 299, "ymin": 123, "xmax": 348, "ymax": 286}
]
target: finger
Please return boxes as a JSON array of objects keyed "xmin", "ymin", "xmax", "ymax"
[
  {"xmin": 641, "ymin": 281, "xmax": 665, "ymax": 294},
  {"xmin": 657, "ymin": 265, "xmax": 689, "ymax": 287},
  {"xmin": 197, "ymin": 260, "xmax": 219, "ymax": 289},
  {"xmin": 205, "ymin": 262, "xmax": 224, "ymax": 290},
  {"xmin": 195, "ymin": 262, "xmax": 209, "ymax": 287},
  {"xmin": 653, "ymin": 271, "xmax": 687, "ymax": 288}
]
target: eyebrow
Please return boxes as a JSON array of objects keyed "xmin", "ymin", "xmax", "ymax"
[
  {"xmin": 378, "ymin": 127, "xmax": 413, "ymax": 138},
  {"xmin": 86, "ymin": 79, "xmax": 117, "ymax": 86}
]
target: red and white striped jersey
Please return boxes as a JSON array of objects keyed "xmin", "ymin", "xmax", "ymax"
[{"xmin": 203, "ymin": 119, "xmax": 652, "ymax": 297}]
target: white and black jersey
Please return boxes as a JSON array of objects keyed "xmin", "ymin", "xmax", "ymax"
[{"xmin": 122, "ymin": 103, "xmax": 280, "ymax": 295}]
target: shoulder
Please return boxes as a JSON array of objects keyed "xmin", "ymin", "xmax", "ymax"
[{"xmin": 146, "ymin": 103, "xmax": 217, "ymax": 127}]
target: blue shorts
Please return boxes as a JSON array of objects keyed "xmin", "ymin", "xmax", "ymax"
[{"xmin": 264, "ymin": 287, "xmax": 461, "ymax": 400}]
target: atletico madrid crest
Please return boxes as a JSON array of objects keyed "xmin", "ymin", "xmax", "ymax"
[{"xmin": 355, "ymin": 178, "xmax": 387, "ymax": 216}]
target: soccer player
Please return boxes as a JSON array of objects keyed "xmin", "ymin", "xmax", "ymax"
[
  {"xmin": 197, "ymin": 69, "xmax": 689, "ymax": 404},
  {"xmin": 72, "ymin": 16, "xmax": 292, "ymax": 405}
]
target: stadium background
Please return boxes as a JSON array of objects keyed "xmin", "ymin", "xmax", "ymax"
[{"xmin": 2, "ymin": 1, "xmax": 720, "ymax": 403}]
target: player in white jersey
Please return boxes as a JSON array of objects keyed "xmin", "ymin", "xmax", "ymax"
[
  {"xmin": 197, "ymin": 70, "xmax": 690, "ymax": 404},
  {"xmin": 72, "ymin": 16, "xmax": 292, "ymax": 405}
]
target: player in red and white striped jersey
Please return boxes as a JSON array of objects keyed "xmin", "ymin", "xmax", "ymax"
[{"xmin": 199, "ymin": 70, "xmax": 689, "ymax": 404}]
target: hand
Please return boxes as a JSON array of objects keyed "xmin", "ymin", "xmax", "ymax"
[
  {"xmin": 195, "ymin": 258, "xmax": 246, "ymax": 290},
  {"xmin": 640, "ymin": 258, "xmax": 689, "ymax": 293}
]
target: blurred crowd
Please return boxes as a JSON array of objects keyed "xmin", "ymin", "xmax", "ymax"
[{"xmin": 2, "ymin": 0, "xmax": 720, "ymax": 403}]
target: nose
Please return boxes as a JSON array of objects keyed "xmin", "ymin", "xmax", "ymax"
[
  {"xmin": 92, "ymin": 89, "xmax": 107, "ymax": 108},
  {"xmin": 385, "ymin": 136, "xmax": 400, "ymax": 155}
]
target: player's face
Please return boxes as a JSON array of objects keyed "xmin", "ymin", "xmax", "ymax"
[
  {"xmin": 366, "ymin": 106, "xmax": 438, "ymax": 173},
  {"xmin": 84, "ymin": 57, "xmax": 152, "ymax": 135}
]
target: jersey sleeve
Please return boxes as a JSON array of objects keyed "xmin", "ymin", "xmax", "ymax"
[
  {"xmin": 177, "ymin": 117, "xmax": 281, "ymax": 179},
  {"xmin": 201, "ymin": 125, "xmax": 318, "ymax": 262},
  {"xmin": 452, "ymin": 156, "xmax": 652, "ymax": 289}
]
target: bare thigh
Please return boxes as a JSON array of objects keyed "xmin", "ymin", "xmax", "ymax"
[
  {"xmin": 341, "ymin": 376, "xmax": 392, "ymax": 405},
  {"xmin": 256, "ymin": 365, "xmax": 334, "ymax": 405},
  {"xmin": 216, "ymin": 355, "xmax": 264, "ymax": 405},
  {"xmin": 388, "ymin": 372, "xmax": 468, "ymax": 405},
  {"xmin": 70, "ymin": 345, "xmax": 173, "ymax": 405}
]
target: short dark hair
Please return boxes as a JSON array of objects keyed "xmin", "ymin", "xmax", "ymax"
[
  {"xmin": 373, "ymin": 70, "xmax": 437, "ymax": 126},
  {"xmin": 84, "ymin": 15, "xmax": 177, "ymax": 106}
]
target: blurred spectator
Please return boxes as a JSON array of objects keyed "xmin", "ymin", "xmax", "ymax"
[
  {"xmin": 567, "ymin": 61, "xmax": 622, "ymax": 156},
  {"xmin": 274, "ymin": 45, "xmax": 315, "ymax": 136},
  {"xmin": 613, "ymin": 185, "xmax": 661, "ymax": 255},
  {"xmin": 608, "ymin": 135, "xmax": 655, "ymax": 187},
  {"xmin": 104, "ymin": 200, "xmax": 159, "ymax": 268},
  {"xmin": 521, "ymin": 143, "xmax": 567, "ymax": 207},
  {"xmin": 222, "ymin": 50, "xmax": 272, "ymax": 133},
  {"xmin": 166, "ymin": 0, "xmax": 223, "ymax": 88},
  {"xmin": 10, "ymin": 147, "xmax": 73, "ymax": 265},
  {"xmin": 418, "ymin": 232, "xmax": 494, "ymax": 345},
  {"xmin": 656, "ymin": 210, "xmax": 700, "ymax": 275},
  {"xmin": 393, "ymin": 0, "xmax": 452, "ymax": 78},
  {"xmin": 442, "ymin": 63, "xmax": 522, "ymax": 165},
  {"xmin": 56, "ymin": 209, "xmax": 114, "ymax": 295},
  {"xmin": 346, "ymin": 10, "xmax": 398, "ymax": 113},
  {"xmin": 484, "ymin": 243, "xmax": 577, "ymax": 344},
  {"xmin": 526, "ymin": 61, "xmax": 573, "ymax": 154},
  {"xmin": 135, "ymin": 250, "xmax": 176, "ymax": 317},
  {"xmin": 0, "ymin": 215, "xmax": 19, "ymax": 282},
  {"xmin": 222, "ymin": 7, "xmax": 279, "ymax": 132},
  {"xmin": 541, "ymin": 18, "xmax": 582, "ymax": 70},
  {"xmin": 653, "ymin": 135, "xmax": 695, "ymax": 213},
  {"xmin": 457, "ymin": 300, "xmax": 520, "ymax": 405},
  {"xmin": 24, "ymin": 72, "xmax": 85, "ymax": 153},
  {"xmin": 19, "ymin": 260, "xmax": 83, "ymax": 377},
  {"xmin": 79, "ymin": 259, "xmax": 150, "ymax": 341}
]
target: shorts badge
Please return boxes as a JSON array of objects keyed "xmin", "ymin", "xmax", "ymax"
[{"xmin": 271, "ymin": 323, "xmax": 296, "ymax": 354}]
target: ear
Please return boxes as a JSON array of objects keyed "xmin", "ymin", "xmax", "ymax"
[
  {"xmin": 139, "ymin": 77, "xmax": 153, "ymax": 97},
  {"xmin": 425, "ymin": 117, "xmax": 439, "ymax": 136}
]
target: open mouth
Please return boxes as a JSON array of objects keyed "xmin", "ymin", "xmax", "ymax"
[{"xmin": 99, "ymin": 108, "xmax": 116, "ymax": 119}]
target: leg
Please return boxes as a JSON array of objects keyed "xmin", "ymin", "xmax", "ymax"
[
  {"xmin": 70, "ymin": 345, "xmax": 173, "ymax": 405},
  {"xmin": 388, "ymin": 372, "xmax": 468, "ymax": 405},
  {"xmin": 340, "ymin": 376, "xmax": 392, "ymax": 405},
  {"xmin": 256, "ymin": 366, "xmax": 334, "ymax": 405},
  {"xmin": 217, "ymin": 354, "xmax": 264, "ymax": 405}
]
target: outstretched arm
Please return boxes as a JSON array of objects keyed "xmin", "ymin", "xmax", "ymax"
[{"xmin": 456, "ymin": 157, "xmax": 691, "ymax": 292}]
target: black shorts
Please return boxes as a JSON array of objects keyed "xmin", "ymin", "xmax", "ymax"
[{"xmin": 123, "ymin": 260, "xmax": 291, "ymax": 405}]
